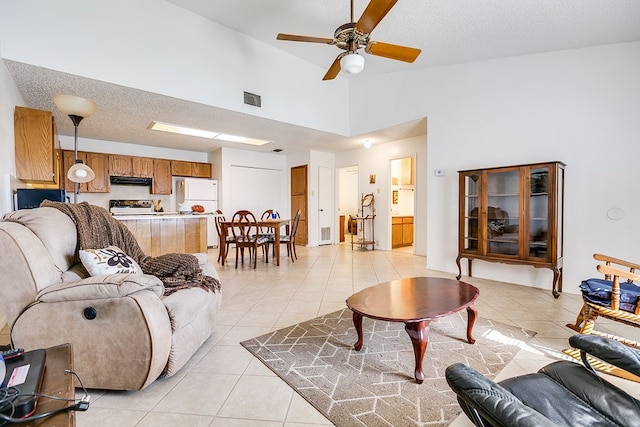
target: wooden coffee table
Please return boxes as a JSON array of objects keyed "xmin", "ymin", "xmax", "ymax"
[{"xmin": 346, "ymin": 277, "xmax": 479, "ymax": 383}]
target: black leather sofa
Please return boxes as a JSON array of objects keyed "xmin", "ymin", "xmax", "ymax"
[{"xmin": 446, "ymin": 335, "xmax": 640, "ymax": 426}]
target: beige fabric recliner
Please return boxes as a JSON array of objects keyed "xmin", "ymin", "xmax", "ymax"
[{"xmin": 0, "ymin": 207, "xmax": 222, "ymax": 390}]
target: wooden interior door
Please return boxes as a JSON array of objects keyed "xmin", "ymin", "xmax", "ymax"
[{"xmin": 291, "ymin": 165, "xmax": 308, "ymax": 246}]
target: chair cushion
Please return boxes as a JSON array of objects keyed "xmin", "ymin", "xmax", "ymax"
[{"xmin": 579, "ymin": 278, "xmax": 640, "ymax": 313}]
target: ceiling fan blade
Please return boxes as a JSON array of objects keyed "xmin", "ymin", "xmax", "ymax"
[
  {"xmin": 277, "ymin": 33, "xmax": 334, "ymax": 44},
  {"xmin": 356, "ymin": 0, "xmax": 398, "ymax": 34},
  {"xmin": 322, "ymin": 55, "xmax": 343, "ymax": 81},
  {"xmin": 366, "ymin": 41, "xmax": 421, "ymax": 63}
]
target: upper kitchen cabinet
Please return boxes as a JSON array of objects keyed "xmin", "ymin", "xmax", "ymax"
[
  {"xmin": 192, "ymin": 162, "xmax": 211, "ymax": 178},
  {"xmin": 109, "ymin": 155, "xmax": 154, "ymax": 178},
  {"xmin": 14, "ymin": 106, "xmax": 60, "ymax": 184},
  {"xmin": 132, "ymin": 157, "xmax": 154, "ymax": 178},
  {"xmin": 171, "ymin": 161, "xmax": 192, "ymax": 177},
  {"xmin": 109, "ymin": 154, "xmax": 132, "ymax": 176},
  {"xmin": 171, "ymin": 160, "xmax": 212, "ymax": 178},
  {"xmin": 86, "ymin": 152, "xmax": 110, "ymax": 193},
  {"xmin": 153, "ymin": 159, "xmax": 172, "ymax": 195}
]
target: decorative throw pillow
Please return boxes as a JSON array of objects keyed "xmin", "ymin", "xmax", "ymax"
[{"xmin": 79, "ymin": 246, "xmax": 143, "ymax": 276}]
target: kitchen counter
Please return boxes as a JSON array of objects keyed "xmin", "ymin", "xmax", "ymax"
[
  {"xmin": 112, "ymin": 212, "xmax": 219, "ymax": 220},
  {"xmin": 115, "ymin": 214, "xmax": 211, "ymax": 256}
]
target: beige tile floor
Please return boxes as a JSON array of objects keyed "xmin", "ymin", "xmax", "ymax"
[{"xmin": 5, "ymin": 243, "xmax": 640, "ymax": 426}]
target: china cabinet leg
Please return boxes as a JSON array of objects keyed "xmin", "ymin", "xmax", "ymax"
[
  {"xmin": 455, "ymin": 256, "xmax": 463, "ymax": 280},
  {"xmin": 551, "ymin": 267, "xmax": 561, "ymax": 299}
]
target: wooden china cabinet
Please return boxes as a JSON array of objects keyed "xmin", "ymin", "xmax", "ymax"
[{"xmin": 456, "ymin": 161, "xmax": 565, "ymax": 298}]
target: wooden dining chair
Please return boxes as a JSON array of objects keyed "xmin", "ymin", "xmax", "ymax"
[
  {"xmin": 278, "ymin": 210, "xmax": 301, "ymax": 262},
  {"xmin": 214, "ymin": 210, "xmax": 234, "ymax": 265},
  {"xmin": 230, "ymin": 210, "xmax": 269, "ymax": 269},
  {"xmin": 259, "ymin": 209, "xmax": 280, "ymax": 238}
]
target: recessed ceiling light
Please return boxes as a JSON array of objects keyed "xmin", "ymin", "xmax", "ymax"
[
  {"xmin": 148, "ymin": 121, "xmax": 219, "ymax": 139},
  {"xmin": 363, "ymin": 140, "xmax": 372, "ymax": 148},
  {"xmin": 216, "ymin": 134, "xmax": 270, "ymax": 146},
  {"xmin": 149, "ymin": 121, "xmax": 271, "ymax": 146}
]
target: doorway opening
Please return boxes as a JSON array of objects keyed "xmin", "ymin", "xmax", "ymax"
[
  {"xmin": 390, "ymin": 156, "xmax": 415, "ymax": 252},
  {"xmin": 338, "ymin": 165, "xmax": 359, "ymax": 245}
]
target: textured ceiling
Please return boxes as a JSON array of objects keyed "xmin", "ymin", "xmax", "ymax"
[
  {"xmin": 168, "ymin": 0, "xmax": 640, "ymax": 75},
  {"xmin": 7, "ymin": 0, "xmax": 640, "ymax": 154},
  {"xmin": 7, "ymin": 60, "xmax": 426, "ymax": 154}
]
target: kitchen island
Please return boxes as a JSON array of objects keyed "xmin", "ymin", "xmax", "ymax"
[{"xmin": 114, "ymin": 213, "xmax": 212, "ymax": 257}]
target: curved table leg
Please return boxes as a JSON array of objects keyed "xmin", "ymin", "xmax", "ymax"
[
  {"xmin": 404, "ymin": 320, "xmax": 430, "ymax": 384},
  {"xmin": 352, "ymin": 312, "xmax": 364, "ymax": 351},
  {"xmin": 466, "ymin": 305, "xmax": 477, "ymax": 344}
]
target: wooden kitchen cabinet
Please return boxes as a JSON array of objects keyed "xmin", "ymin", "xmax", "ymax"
[
  {"xmin": 14, "ymin": 106, "xmax": 60, "ymax": 183},
  {"xmin": 457, "ymin": 161, "xmax": 565, "ymax": 297},
  {"xmin": 86, "ymin": 152, "xmax": 110, "ymax": 192},
  {"xmin": 171, "ymin": 160, "xmax": 193, "ymax": 177},
  {"xmin": 132, "ymin": 156, "xmax": 154, "ymax": 178},
  {"xmin": 192, "ymin": 162, "xmax": 212, "ymax": 178},
  {"xmin": 392, "ymin": 216, "xmax": 413, "ymax": 248},
  {"xmin": 109, "ymin": 154, "xmax": 132, "ymax": 176},
  {"xmin": 153, "ymin": 159, "xmax": 172, "ymax": 194}
]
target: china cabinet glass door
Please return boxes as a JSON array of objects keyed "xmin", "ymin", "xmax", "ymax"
[
  {"xmin": 463, "ymin": 174, "xmax": 480, "ymax": 252},
  {"xmin": 528, "ymin": 166, "xmax": 550, "ymax": 260},
  {"xmin": 486, "ymin": 169, "xmax": 520, "ymax": 256}
]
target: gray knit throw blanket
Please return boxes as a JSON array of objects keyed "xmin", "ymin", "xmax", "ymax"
[{"xmin": 41, "ymin": 201, "xmax": 221, "ymax": 296}]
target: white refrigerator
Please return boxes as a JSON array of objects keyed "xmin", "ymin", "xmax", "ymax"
[{"xmin": 176, "ymin": 178, "xmax": 218, "ymax": 247}]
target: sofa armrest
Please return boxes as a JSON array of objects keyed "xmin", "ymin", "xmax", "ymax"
[
  {"xmin": 36, "ymin": 274, "xmax": 164, "ymax": 303},
  {"xmin": 569, "ymin": 334, "xmax": 640, "ymax": 378},
  {"xmin": 445, "ymin": 363, "xmax": 556, "ymax": 427}
]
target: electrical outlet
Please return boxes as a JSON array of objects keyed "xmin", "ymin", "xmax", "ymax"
[{"xmin": 434, "ymin": 169, "xmax": 445, "ymax": 177}]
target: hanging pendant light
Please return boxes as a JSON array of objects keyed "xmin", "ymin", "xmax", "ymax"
[{"xmin": 53, "ymin": 94, "xmax": 97, "ymax": 202}]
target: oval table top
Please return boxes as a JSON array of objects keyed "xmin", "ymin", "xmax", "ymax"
[{"xmin": 346, "ymin": 277, "xmax": 479, "ymax": 323}]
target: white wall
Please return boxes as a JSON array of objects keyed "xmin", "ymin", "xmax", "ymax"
[
  {"xmin": 215, "ymin": 147, "xmax": 286, "ymax": 218},
  {"xmin": 349, "ymin": 41, "xmax": 640, "ymax": 293},
  {"xmin": 0, "ymin": 58, "xmax": 24, "ymax": 215}
]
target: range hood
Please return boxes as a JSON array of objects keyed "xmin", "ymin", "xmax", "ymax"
[{"xmin": 110, "ymin": 176, "xmax": 152, "ymax": 186}]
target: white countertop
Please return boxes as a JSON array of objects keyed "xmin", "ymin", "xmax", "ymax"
[{"xmin": 112, "ymin": 212, "xmax": 220, "ymax": 220}]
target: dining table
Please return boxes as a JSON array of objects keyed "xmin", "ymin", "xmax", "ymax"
[{"xmin": 219, "ymin": 218, "xmax": 290, "ymax": 266}]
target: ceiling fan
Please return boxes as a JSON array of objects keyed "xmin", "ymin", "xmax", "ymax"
[{"xmin": 276, "ymin": 0, "xmax": 421, "ymax": 80}]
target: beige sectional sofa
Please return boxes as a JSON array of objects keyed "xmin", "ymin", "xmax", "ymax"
[{"xmin": 0, "ymin": 206, "xmax": 222, "ymax": 390}]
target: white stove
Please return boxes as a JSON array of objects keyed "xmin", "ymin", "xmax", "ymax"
[{"xmin": 109, "ymin": 199, "xmax": 154, "ymax": 215}]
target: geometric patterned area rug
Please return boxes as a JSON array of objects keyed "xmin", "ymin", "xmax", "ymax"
[{"xmin": 241, "ymin": 308, "xmax": 536, "ymax": 426}]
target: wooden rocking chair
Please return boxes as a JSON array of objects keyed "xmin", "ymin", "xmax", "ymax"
[{"xmin": 565, "ymin": 253, "xmax": 640, "ymax": 381}]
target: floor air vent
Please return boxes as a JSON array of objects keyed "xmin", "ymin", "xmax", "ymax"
[
  {"xmin": 321, "ymin": 227, "xmax": 331, "ymax": 241},
  {"xmin": 244, "ymin": 91, "xmax": 261, "ymax": 107}
]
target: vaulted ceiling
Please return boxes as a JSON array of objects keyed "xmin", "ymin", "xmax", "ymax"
[{"xmin": 6, "ymin": 1, "xmax": 640, "ymax": 154}]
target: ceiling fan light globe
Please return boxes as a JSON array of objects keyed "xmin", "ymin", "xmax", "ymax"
[{"xmin": 340, "ymin": 53, "xmax": 365, "ymax": 74}]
